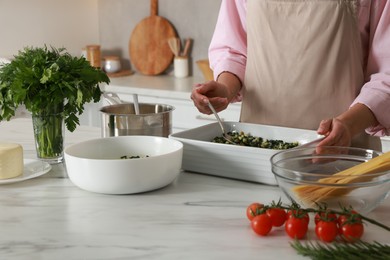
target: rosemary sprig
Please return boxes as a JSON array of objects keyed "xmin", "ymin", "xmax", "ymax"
[{"xmin": 291, "ymin": 240, "xmax": 390, "ymax": 260}]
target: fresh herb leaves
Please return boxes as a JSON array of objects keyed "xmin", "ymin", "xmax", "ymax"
[
  {"xmin": 291, "ymin": 240, "xmax": 390, "ymax": 260},
  {"xmin": 0, "ymin": 45, "xmax": 110, "ymax": 132}
]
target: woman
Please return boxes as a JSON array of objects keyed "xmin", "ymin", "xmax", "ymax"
[{"xmin": 191, "ymin": 0, "xmax": 390, "ymax": 150}]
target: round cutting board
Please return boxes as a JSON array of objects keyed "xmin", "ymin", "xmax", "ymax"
[{"xmin": 129, "ymin": 0, "xmax": 177, "ymax": 75}]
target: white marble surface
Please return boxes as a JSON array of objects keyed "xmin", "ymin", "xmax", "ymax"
[{"xmin": 0, "ymin": 118, "xmax": 389, "ymax": 259}]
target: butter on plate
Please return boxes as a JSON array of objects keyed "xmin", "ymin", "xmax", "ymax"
[{"xmin": 0, "ymin": 143, "xmax": 23, "ymax": 179}]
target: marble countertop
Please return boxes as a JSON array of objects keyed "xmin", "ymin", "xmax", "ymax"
[{"xmin": 0, "ymin": 118, "xmax": 389, "ymax": 259}]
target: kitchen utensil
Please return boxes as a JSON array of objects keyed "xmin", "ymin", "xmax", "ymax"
[
  {"xmin": 100, "ymin": 103, "xmax": 174, "ymax": 138},
  {"xmin": 169, "ymin": 121, "xmax": 319, "ymax": 185},
  {"xmin": 181, "ymin": 38, "xmax": 192, "ymax": 57},
  {"xmin": 271, "ymin": 146, "xmax": 390, "ymax": 214},
  {"xmin": 133, "ymin": 94, "xmax": 140, "ymax": 115},
  {"xmin": 103, "ymin": 92, "xmax": 124, "ymax": 105},
  {"xmin": 173, "ymin": 56, "xmax": 189, "ymax": 78},
  {"xmin": 168, "ymin": 37, "xmax": 180, "ymax": 57},
  {"xmin": 64, "ymin": 136, "xmax": 183, "ymax": 195},
  {"xmin": 129, "ymin": 0, "xmax": 177, "ymax": 75},
  {"xmin": 103, "ymin": 92, "xmax": 139, "ymax": 114},
  {"xmin": 298, "ymin": 137, "xmax": 325, "ymax": 148},
  {"xmin": 101, "ymin": 92, "xmax": 173, "ymax": 137},
  {"xmin": 207, "ymin": 101, "xmax": 235, "ymax": 145}
]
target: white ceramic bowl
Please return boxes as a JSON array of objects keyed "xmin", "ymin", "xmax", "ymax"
[{"xmin": 64, "ymin": 136, "xmax": 183, "ymax": 194}]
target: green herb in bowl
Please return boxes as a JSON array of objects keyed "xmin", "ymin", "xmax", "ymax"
[
  {"xmin": 212, "ymin": 131, "xmax": 299, "ymax": 149},
  {"xmin": 120, "ymin": 155, "xmax": 150, "ymax": 159}
]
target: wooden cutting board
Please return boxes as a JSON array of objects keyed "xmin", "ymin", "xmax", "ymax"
[{"xmin": 129, "ymin": 0, "xmax": 177, "ymax": 75}]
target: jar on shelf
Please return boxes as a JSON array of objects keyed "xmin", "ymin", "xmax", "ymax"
[
  {"xmin": 103, "ymin": 56, "xmax": 121, "ymax": 73},
  {"xmin": 86, "ymin": 45, "xmax": 101, "ymax": 68}
]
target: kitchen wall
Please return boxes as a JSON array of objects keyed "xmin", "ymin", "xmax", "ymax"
[
  {"xmin": 98, "ymin": 0, "xmax": 222, "ymax": 78},
  {"xmin": 0, "ymin": 0, "xmax": 222, "ymax": 79},
  {"xmin": 0, "ymin": 0, "xmax": 99, "ymax": 58}
]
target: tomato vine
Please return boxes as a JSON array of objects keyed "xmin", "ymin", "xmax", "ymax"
[{"xmin": 246, "ymin": 199, "xmax": 390, "ymax": 243}]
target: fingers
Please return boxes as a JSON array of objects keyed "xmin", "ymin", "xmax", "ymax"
[
  {"xmin": 316, "ymin": 118, "xmax": 352, "ymax": 149},
  {"xmin": 208, "ymin": 96, "xmax": 229, "ymax": 112},
  {"xmin": 317, "ymin": 133, "xmax": 343, "ymax": 147},
  {"xmin": 193, "ymin": 81, "xmax": 216, "ymax": 95},
  {"xmin": 190, "ymin": 91, "xmax": 209, "ymax": 114},
  {"xmin": 317, "ymin": 118, "xmax": 332, "ymax": 135},
  {"xmin": 190, "ymin": 81, "xmax": 228, "ymax": 114}
]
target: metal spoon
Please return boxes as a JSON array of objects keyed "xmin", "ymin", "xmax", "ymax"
[
  {"xmin": 298, "ymin": 137, "xmax": 325, "ymax": 148},
  {"xmin": 103, "ymin": 92, "xmax": 122, "ymax": 105},
  {"xmin": 207, "ymin": 101, "xmax": 236, "ymax": 145},
  {"xmin": 133, "ymin": 94, "xmax": 140, "ymax": 115},
  {"xmin": 103, "ymin": 92, "xmax": 140, "ymax": 115}
]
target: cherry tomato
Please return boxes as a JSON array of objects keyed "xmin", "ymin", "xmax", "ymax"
[
  {"xmin": 246, "ymin": 202, "xmax": 264, "ymax": 221},
  {"xmin": 314, "ymin": 212, "xmax": 338, "ymax": 225},
  {"xmin": 251, "ymin": 214, "xmax": 272, "ymax": 236},
  {"xmin": 337, "ymin": 210, "xmax": 360, "ymax": 226},
  {"xmin": 287, "ymin": 209, "xmax": 310, "ymax": 225},
  {"xmin": 266, "ymin": 207, "xmax": 287, "ymax": 227},
  {"xmin": 285, "ymin": 216, "xmax": 308, "ymax": 239},
  {"xmin": 315, "ymin": 220, "xmax": 339, "ymax": 242},
  {"xmin": 340, "ymin": 222, "xmax": 364, "ymax": 242}
]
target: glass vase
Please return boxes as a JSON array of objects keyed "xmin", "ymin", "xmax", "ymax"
[{"xmin": 32, "ymin": 112, "xmax": 65, "ymax": 164}]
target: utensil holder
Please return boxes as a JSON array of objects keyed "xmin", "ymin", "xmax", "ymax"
[{"xmin": 174, "ymin": 56, "xmax": 189, "ymax": 78}]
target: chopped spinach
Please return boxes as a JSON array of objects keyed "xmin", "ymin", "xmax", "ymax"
[{"xmin": 212, "ymin": 131, "xmax": 299, "ymax": 149}]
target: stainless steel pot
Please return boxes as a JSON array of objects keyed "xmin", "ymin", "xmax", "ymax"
[{"xmin": 100, "ymin": 103, "xmax": 174, "ymax": 137}]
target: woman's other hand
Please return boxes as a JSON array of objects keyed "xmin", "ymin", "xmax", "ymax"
[
  {"xmin": 316, "ymin": 103, "xmax": 379, "ymax": 147},
  {"xmin": 316, "ymin": 118, "xmax": 352, "ymax": 147}
]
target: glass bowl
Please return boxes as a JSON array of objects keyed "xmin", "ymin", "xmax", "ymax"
[{"xmin": 270, "ymin": 146, "xmax": 390, "ymax": 214}]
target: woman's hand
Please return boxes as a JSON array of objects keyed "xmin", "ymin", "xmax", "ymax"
[
  {"xmin": 316, "ymin": 118, "xmax": 352, "ymax": 147},
  {"xmin": 191, "ymin": 72, "xmax": 242, "ymax": 114},
  {"xmin": 316, "ymin": 103, "xmax": 379, "ymax": 148},
  {"xmin": 190, "ymin": 81, "xmax": 230, "ymax": 114}
]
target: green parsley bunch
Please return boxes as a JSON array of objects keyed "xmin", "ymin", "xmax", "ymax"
[{"xmin": 0, "ymin": 45, "xmax": 110, "ymax": 132}]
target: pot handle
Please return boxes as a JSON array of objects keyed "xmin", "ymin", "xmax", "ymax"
[{"xmin": 103, "ymin": 92, "xmax": 123, "ymax": 105}]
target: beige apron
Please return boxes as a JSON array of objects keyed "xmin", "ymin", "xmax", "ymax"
[{"xmin": 241, "ymin": 0, "xmax": 380, "ymax": 150}]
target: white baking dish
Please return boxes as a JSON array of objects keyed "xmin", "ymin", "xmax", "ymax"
[
  {"xmin": 381, "ymin": 136, "xmax": 390, "ymax": 152},
  {"xmin": 169, "ymin": 121, "xmax": 320, "ymax": 185}
]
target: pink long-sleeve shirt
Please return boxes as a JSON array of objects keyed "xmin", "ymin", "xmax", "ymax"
[{"xmin": 209, "ymin": 0, "xmax": 390, "ymax": 136}]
